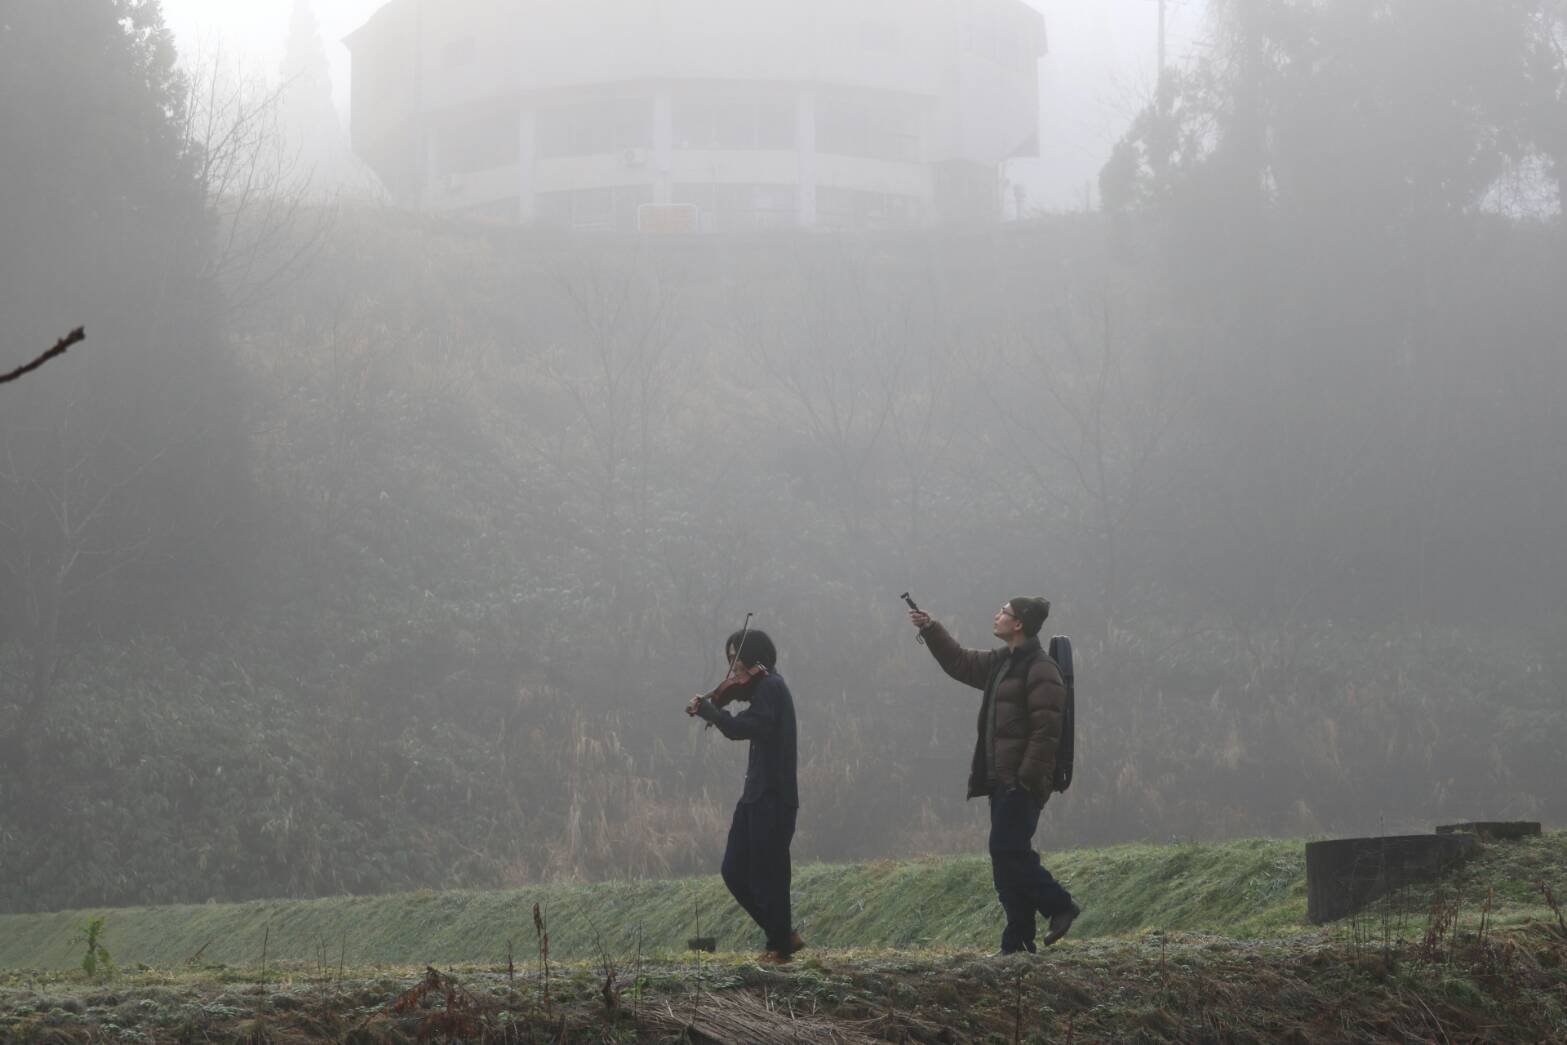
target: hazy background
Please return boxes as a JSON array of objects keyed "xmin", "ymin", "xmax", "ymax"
[
  {"xmin": 156, "ymin": 0, "xmax": 1210, "ymax": 211},
  {"xmin": 2, "ymin": 0, "xmax": 1563, "ymax": 915}
]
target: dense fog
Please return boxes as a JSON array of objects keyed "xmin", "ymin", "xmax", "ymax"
[{"xmin": 1, "ymin": 0, "xmax": 1564, "ymax": 914}]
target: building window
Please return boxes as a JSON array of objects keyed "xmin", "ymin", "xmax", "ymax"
[
  {"xmin": 536, "ymin": 185, "xmax": 653, "ymax": 231},
  {"xmin": 817, "ymin": 93, "xmax": 921, "ymax": 163},
  {"xmin": 674, "ymin": 95, "xmax": 795, "ymax": 151},
  {"xmin": 536, "ymin": 98, "xmax": 653, "ymax": 158},
  {"xmin": 460, "ymin": 197, "xmax": 519, "ymax": 224},
  {"xmin": 672, "ymin": 183, "xmax": 797, "ymax": 230},
  {"xmin": 963, "ymin": 0, "xmax": 1041, "ymax": 73},
  {"xmin": 753, "ymin": 184, "xmax": 796, "ymax": 226},
  {"xmin": 614, "ymin": 184, "xmax": 654, "ymax": 231},
  {"xmin": 817, "ymin": 187, "xmax": 923, "ymax": 230},
  {"xmin": 933, "ymin": 161, "xmax": 999, "ymax": 220}
]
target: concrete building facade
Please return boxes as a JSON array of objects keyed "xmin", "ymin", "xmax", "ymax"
[{"xmin": 345, "ymin": 0, "xmax": 1046, "ymax": 231}]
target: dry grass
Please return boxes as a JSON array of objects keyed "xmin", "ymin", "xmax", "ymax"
[
  {"xmin": 638, "ymin": 990, "xmax": 890, "ymax": 1044},
  {"xmin": 2, "ymin": 918, "xmax": 1565, "ymax": 1044}
]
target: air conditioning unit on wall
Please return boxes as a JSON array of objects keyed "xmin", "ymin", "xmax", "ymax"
[{"xmin": 621, "ymin": 147, "xmax": 648, "ymax": 168}]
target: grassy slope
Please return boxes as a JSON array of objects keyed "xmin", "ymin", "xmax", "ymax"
[
  {"xmin": 0, "ymin": 838, "xmax": 1302, "ymax": 971},
  {"xmin": 2, "ymin": 832, "xmax": 1561, "ymax": 973}
]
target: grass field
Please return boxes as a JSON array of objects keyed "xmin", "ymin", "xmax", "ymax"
[
  {"xmin": 1, "ymin": 831, "xmax": 1563, "ymax": 1042},
  {"xmin": 0, "ymin": 836, "xmax": 1322, "ymax": 971}
]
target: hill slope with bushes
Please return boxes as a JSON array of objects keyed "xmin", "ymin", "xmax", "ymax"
[{"xmin": 2, "ymin": 833, "xmax": 1565, "ymax": 1043}]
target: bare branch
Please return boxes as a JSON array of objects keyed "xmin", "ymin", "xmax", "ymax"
[{"xmin": 1, "ymin": 328, "xmax": 84, "ymax": 386}]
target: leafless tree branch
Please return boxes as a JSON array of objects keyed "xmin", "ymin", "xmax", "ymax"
[{"xmin": 0, "ymin": 328, "xmax": 84, "ymax": 386}]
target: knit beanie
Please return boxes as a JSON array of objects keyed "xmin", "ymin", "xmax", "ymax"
[{"xmin": 1007, "ymin": 597, "xmax": 1051, "ymax": 638}]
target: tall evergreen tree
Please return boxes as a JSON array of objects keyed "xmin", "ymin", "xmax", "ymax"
[{"xmin": 1100, "ymin": 0, "xmax": 1566, "ymax": 626}]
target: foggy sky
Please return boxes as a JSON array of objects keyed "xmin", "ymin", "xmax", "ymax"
[{"xmin": 158, "ymin": 0, "xmax": 1208, "ymax": 213}]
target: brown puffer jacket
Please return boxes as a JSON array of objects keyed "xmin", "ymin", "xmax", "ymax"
[{"xmin": 921, "ymin": 621, "xmax": 1067, "ymax": 802}]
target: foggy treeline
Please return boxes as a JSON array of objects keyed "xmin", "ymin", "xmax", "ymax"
[{"xmin": 2, "ymin": 0, "xmax": 1565, "ymax": 913}]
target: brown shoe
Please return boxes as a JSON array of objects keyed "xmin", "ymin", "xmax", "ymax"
[
  {"xmin": 756, "ymin": 949, "xmax": 792, "ymax": 965},
  {"xmin": 788, "ymin": 931, "xmax": 806, "ymax": 955},
  {"xmin": 1042, "ymin": 903, "xmax": 1081, "ymax": 946}
]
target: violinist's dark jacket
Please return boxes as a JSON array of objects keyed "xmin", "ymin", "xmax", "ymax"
[{"xmin": 696, "ymin": 673, "xmax": 799, "ymax": 807}]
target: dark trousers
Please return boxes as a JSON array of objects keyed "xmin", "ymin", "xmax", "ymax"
[
  {"xmin": 721, "ymin": 794, "xmax": 797, "ymax": 952},
  {"xmin": 988, "ymin": 786, "xmax": 1074, "ymax": 953}
]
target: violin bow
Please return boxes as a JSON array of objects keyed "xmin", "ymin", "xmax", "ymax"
[
  {"xmin": 727, "ymin": 611, "xmax": 754, "ymax": 676},
  {"xmin": 702, "ymin": 610, "xmax": 753, "ymax": 730}
]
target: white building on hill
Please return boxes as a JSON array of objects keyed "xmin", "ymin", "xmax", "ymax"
[{"xmin": 345, "ymin": 0, "xmax": 1046, "ymax": 231}]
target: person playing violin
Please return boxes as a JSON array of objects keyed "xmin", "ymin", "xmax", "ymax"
[{"xmin": 686, "ymin": 628, "xmax": 802, "ymax": 963}]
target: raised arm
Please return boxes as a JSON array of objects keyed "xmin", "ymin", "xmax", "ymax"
[{"xmin": 917, "ymin": 619, "xmax": 998, "ymax": 691}]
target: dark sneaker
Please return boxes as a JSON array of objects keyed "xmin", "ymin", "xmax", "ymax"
[
  {"xmin": 788, "ymin": 931, "xmax": 807, "ymax": 955},
  {"xmin": 1042, "ymin": 903, "xmax": 1081, "ymax": 946}
]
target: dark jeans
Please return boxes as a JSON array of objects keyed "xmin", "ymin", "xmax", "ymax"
[
  {"xmin": 988, "ymin": 786, "xmax": 1074, "ymax": 953},
  {"xmin": 721, "ymin": 793, "xmax": 798, "ymax": 952}
]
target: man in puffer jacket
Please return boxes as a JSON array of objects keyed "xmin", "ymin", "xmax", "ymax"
[{"xmin": 910, "ymin": 597, "xmax": 1080, "ymax": 954}]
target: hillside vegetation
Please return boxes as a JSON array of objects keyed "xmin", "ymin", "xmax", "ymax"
[
  {"xmin": 4, "ymin": 832, "xmax": 1564, "ymax": 971},
  {"xmin": 1, "ymin": 833, "xmax": 1564, "ymax": 1042},
  {"xmin": 5, "ymin": 0, "xmax": 1567, "ymax": 917},
  {"xmin": 3, "ymin": 204, "xmax": 1565, "ymax": 915}
]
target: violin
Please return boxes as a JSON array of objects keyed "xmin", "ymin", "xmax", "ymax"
[
  {"xmin": 687, "ymin": 612, "xmax": 768, "ymax": 719},
  {"xmin": 686, "ymin": 662, "xmax": 769, "ymax": 718},
  {"xmin": 704, "ymin": 662, "xmax": 769, "ymax": 708}
]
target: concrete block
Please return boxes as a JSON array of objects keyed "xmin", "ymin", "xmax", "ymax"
[{"xmin": 1305, "ymin": 833, "xmax": 1477, "ymax": 924}]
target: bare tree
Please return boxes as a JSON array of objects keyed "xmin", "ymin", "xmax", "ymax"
[
  {"xmin": 0, "ymin": 7, "xmax": 248, "ymax": 807},
  {"xmin": 0, "ymin": 365, "xmax": 232, "ymax": 792},
  {"xmin": 979, "ymin": 291, "xmax": 1193, "ymax": 634},
  {"xmin": 537, "ymin": 252, "xmax": 685, "ymax": 533},
  {"xmin": 178, "ymin": 50, "xmax": 335, "ymax": 314},
  {"xmin": 735, "ymin": 243, "xmax": 900, "ymax": 541},
  {"xmin": 524, "ymin": 248, "xmax": 689, "ymax": 668},
  {"xmin": 882, "ymin": 265, "xmax": 963, "ymax": 552}
]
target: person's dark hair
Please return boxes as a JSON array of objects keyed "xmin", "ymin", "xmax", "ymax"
[
  {"xmin": 1006, "ymin": 597, "xmax": 1051, "ymax": 638},
  {"xmin": 725, "ymin": 628, "xmax": 778, "ymax": 669}
]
